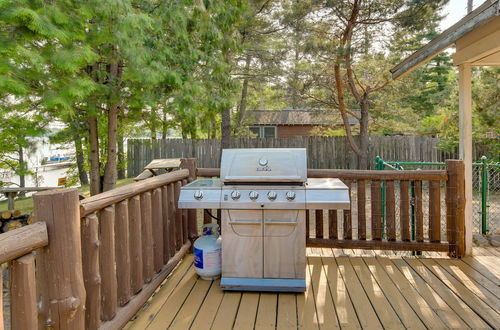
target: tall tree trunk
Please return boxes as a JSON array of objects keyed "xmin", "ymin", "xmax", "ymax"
[
  {"xmin": 117, "ymin": 131, "xmax": 125, "ymax": 180},
  {"xmin": 73, "ymin": 131, "xmax": 89, "ymax": 185},
  {"xmin": 103, "ymin": 102, "xmax": 118, "ymax": 191},
  {"xmin": 162, "ymin": 108, "xmax": 168, "ymax": 139},
  {"xmin": 17, "ymin": 147, "xmax": 26, "ymax": 197},
  {"xmin": 358, "ymin": 97, "xmax": 370, "ymax": 169},
  {"xmin": 103, "ymin": 61, "xmax": 120, "ymax": 192},
  {"xmin": 221, "ymin": 107, "xmax": 231, "ymax": 151},
  {"xmin": 88, "ymin": 115, "xmax": 101, "ymax": 195},
  {"xmin": 238, "ymin": 54, "xmax": 251, "ymax": 125},
  {"xmin": 150, "ymin": 108, "xmax": 157, "ymax": 139}
]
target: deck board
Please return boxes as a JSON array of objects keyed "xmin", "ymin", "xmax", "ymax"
[{"xmin": 127, "ymin": 248, "xmax": 500, "ymax": 329}]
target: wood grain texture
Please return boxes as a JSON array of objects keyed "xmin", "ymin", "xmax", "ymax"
[
  {"xmin": 400, "ymin": 181, "xmax": 410, "ymax": 241},
  {"xmin": 0, "ymin": 221, "xmax": 47, "ymax": 264},
  {"xmin": 385, "ymin": 181, "xmax": 396, "ymax": 241},
  {"xmin": 343, "ymin": 210, "xmax": 352, "ymax": 240},
  {"xmin": 140, "ymin": 192, "xmax": 154, "ymax": 282},
  {"xmin": 166, "ymin": 184, "xmax": 176, "ymax": 258},
  {"xmin": 357, "ymin": 180, "xmax": 366, "ymax": 240},
  {"xmin": 429, "ymin": 180, "xmax": 441, "ymax": 242},
  {"xmin": 328, "ymin": 210, "xmax": 338, "ymax": 239},
  {"xmin": 446, "ymin": 160, "xmax": 466, "ymax": 257},
  {"xmin": 115, "ymin": 200, "xmax": 131, "ymax": 306},
  {"xmin": 99, "ymin": 206, "xmax": 117, "ymax": 321},
  {"xmin": 414, "ymin": 181, "xmax": 424, "ymax": 242},
  {"xmin": 128, "ymin": 195, "xmax": 143, "ymax": 294},
  {"xmin": 152, "ymin": 188, "xmax": 164, "ymax": 272},
  {"xmin": 33, "ymin": 188, "xmax": 86, "ymax": 329},
  {"xmin": 81, "ymin": 214, "xmax": 101, "ymax": 330},
  {"xmin": 315, "ymin": 210, "xmax": 323, "ymax": 239},
  {"xmin": 371, "ymin": 181, "xmax": 382, "ymax": 240},
  {"xmin": 10, "ymin": 253, "xmax": 37, "ymax": 330},
  {"xmin": 80, "ymin": 170, "xmax": 189, "ymax": 216}
]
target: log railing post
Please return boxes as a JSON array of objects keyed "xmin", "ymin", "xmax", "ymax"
[
  {"xmin": 11, "ymin": 253, "xmax": 37, "ymax": 330},
  {"xmin": 446, "ymin": 160, "xmax": 466, "ymax": 257},
  {"xmin": 181, "ymin": 158, "xmax": 198, "ymax": 245},
  {"xmin": 33, "ymin": 188, "xmax": 86, "ymax": 329}
]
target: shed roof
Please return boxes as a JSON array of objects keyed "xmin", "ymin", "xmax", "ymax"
[
  {"xmin": 246, "ymin": 110, "xmax": 359, "ymax": 126},
  {"xmin": 391, "ymin": 0, "xmax": 500, "ymax": 79}
]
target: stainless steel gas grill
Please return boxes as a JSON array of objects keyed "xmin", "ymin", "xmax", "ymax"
[{"xmin": 179, "ymin": 148, "xmax": 350, "ymax": 292}]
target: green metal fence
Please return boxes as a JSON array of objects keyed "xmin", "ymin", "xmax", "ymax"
[{"xmin": 375, "ymin": 156, "xmax": 500, "ymax": 236}]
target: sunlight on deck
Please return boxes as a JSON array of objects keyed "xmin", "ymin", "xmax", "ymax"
[{"xmin": 126, "ymin": 247, "xmax": 500, "ymax": 329}]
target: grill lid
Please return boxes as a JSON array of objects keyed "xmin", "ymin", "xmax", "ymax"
[{"xmin": 220, "ymin": 148, "xmax": 307, "ymax": 183}]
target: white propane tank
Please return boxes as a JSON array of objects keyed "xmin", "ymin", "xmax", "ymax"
[{"xmin": 193, "ymin": 224, "xmax": 221, "ymax": 280}]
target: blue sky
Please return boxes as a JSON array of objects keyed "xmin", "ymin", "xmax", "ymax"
[{"xmin": 440, "ymin": 0, "xmax": 487, "ymax": 31}]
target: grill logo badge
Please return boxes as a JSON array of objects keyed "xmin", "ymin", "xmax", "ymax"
[{"xmin": 256, "ymin": 166, "xmax": 271, "ymax": 171}]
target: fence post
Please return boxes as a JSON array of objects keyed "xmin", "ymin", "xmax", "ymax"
[
  {"xmin": 33, "ymin": 188, "xmax": 86, "ymax": 329},
  {"xmin": 180, "ymin": 158, "xmax": 198, "ymax": 245},
  {"xmin": 445, "ymin": 160, "xmax": 466, "ymax": 257},
  {"xmin": 480, "ymin": 156, "xmax": 488, "ymax": 234}
]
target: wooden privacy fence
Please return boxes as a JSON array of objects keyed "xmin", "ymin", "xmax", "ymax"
[
  {"xmin": 197, "ymin": 159, "xmax": 466, "ymax": 257},
  {"xmin": 127, "ymin": 136, "xmax": 495, "ymax": 175}
]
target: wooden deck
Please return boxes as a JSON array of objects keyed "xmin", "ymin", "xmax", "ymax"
[{"xmin": 126, "ymin": 247, "xmax": 500, "ymax": 329}]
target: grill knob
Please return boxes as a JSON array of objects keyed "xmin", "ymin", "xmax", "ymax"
[
  {"xmin": 194, "ymin": 190, "xmax": 204, "ymax": 200},
  {"xmin": 286, "ymin": 191, "xmax": 296, "ymax": 201},
  {"xmin": 231, "ymin": 190, "xmax": 241, "ymax": 200},
  {"xmin": 267, "ymin": 191, "xmax": 277, "ymax": 200},
  {"xmin": 249, "ymin": 191, "xmax": 259, "ymax": 200}
]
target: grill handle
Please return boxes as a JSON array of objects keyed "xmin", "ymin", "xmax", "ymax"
[
  {"xmin": 264, "ymin": 219, "xmax": 297, "ymax": 225},
  {"xmin": 228, "ymin": 219, "xmax": 261, "ymax": 225}
]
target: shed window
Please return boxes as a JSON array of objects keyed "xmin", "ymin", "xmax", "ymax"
[{"xmin": 249, "ymin": 126, "xmax": 277, "ymax": 138}]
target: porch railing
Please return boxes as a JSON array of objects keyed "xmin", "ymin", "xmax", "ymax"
[{"xmin": 198, "ymin": 159, "xmax": 466, "ymax": 257}]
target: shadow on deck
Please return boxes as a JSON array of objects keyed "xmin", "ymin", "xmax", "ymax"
[{"xmin": 126, "ymin": 247, "xmax": 500, "ymax": 329}]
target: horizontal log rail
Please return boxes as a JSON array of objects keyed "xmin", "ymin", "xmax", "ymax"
[
  {"xmin": 0, "ymin": 221, "xmax": 48, "ymax": 264},
  {"xmin": 197, "ymin": 167, "xmax": 447, "ymax": 181},
  {"xmin": 80, "ymin": 169, "xmax": 189, "ymax": 216}
]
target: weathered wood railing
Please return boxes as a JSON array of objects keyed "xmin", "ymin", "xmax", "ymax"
[
  {"xmin": 0, "ymin": 221, "xmax": 48, "ymax": 329},
  {"xmin": 197, "ymin": 159, "xmax": 466, "ymax": 257},
  {"xmin": 5, "ymin": 158, "xmax": 198, "ymax": 330}
]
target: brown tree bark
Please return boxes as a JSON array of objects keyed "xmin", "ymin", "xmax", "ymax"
[
  {"xmin": 117, "ymin": 130, "xmax": 125, "ymax": 180},
  {"xmin": 237, "ymin": 54, "xmax": 251, "ymax": 125},
  {"xmin": 103, "ymin": 62, "xmax": 121, "ymax": 191},
  {"xmin": 88, "ymin": 115, "xmax": 101, "ymax": 195},
  {"xmin": 221, "ymin": 107, "xmax": 231, "ymax": 150},
  {"xmin": 74, "ymin": 130, "xmax": 89, "ymax": 185}
]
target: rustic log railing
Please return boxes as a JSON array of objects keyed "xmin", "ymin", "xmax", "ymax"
[
  {"xmin": 2, "ymin": 158, "xmax": 198, "ymax": 330},
  {"xmin": 0, "ymin": 221, "xmax": 48, "ymax": 329},
  {"xmin": 197, "ymin": 159, "xmax": 466, "ymax": 257}
]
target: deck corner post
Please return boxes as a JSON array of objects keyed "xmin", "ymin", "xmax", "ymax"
[
  {"xmin": 33, "ymin": 188, "xmax": 86, "ymax": 329},
  {"xmin": 445, "ymin": 160, "xmax": 466, "ymax": 257},
  {"xmin": 180, "ymin": 158, "xmax": 198, "ymax": 245}
]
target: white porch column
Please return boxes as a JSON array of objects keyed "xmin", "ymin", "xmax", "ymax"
[{"xmin": 458, "ymin": 63, "xmax": 473, "ymax": 256}]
